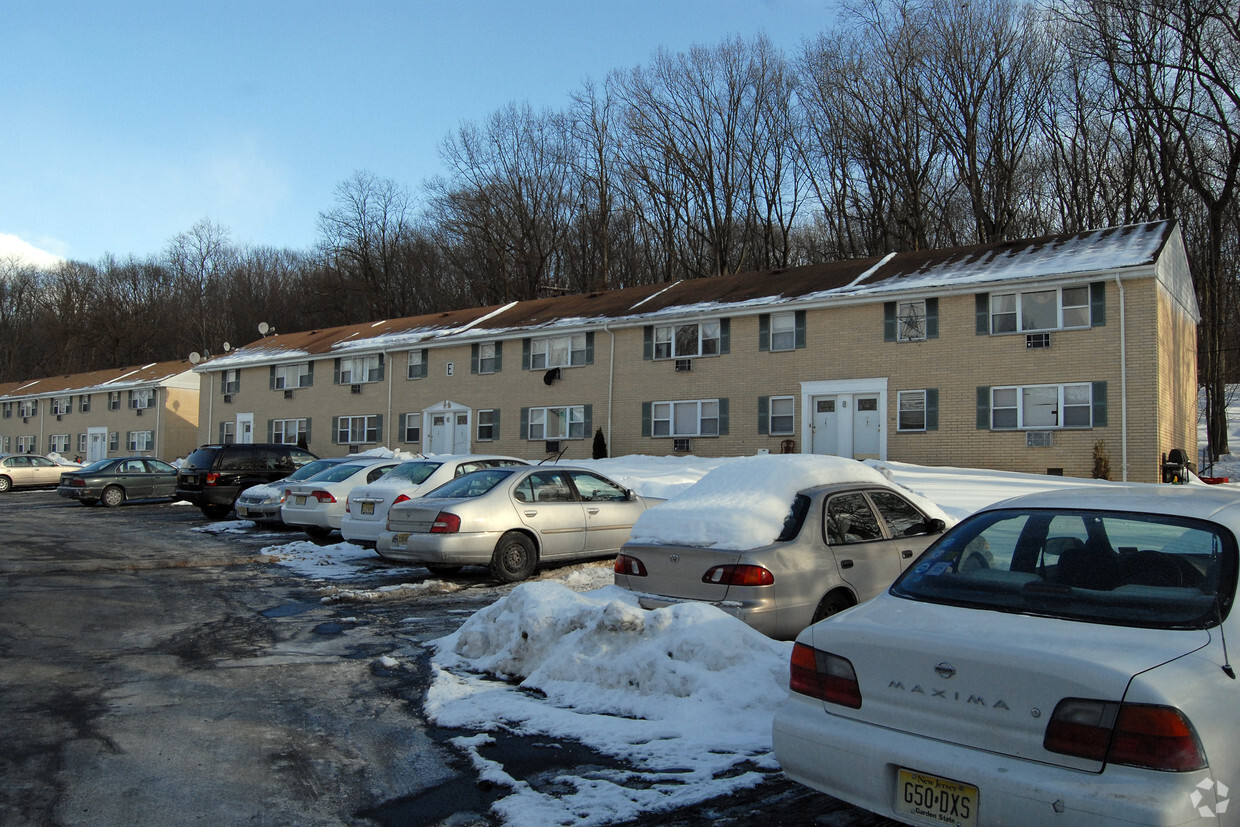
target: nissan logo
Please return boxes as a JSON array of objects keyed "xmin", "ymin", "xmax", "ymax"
[
  {"xmin": 668, "ymin": 554, "xmax": 680, "ymax": 563},
  {"xmin": 934, "ymin": 662, "xmax": 956, "ymax": 679}
]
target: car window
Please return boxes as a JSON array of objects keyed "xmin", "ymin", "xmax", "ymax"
[
  {"xmin": 219, "ymin": 447, "xmax": 254, "ymax": 472},
  {"xmin": 289, "ymin": 450, "xmax": 317, "ymax": 469},
  {"xmin": 120, "ymin": 460, "xmax": 146, "ymax": 473},
  {"xmin": 147, "ymin": 460, "xmax": 176, "ymax": 473},
  {"xmin": 427, "ymin": 468, "xmax": 514, "ymax": 499},
  {"xmin": 777, "ymin": 494, "xmax": 812, "ymax": 542},
  {"xmin": 8, "ymin": 457, "xmax": 29, "ymax": 468},
  {"xmin": 893, "ymin": 507, "xmax": 1237, "ymax": 629},
  {"xmin": 567, "ymin": 471, "xmax": 627, "ymax": 502},
  {"xmin": 365, "ymin": 465, "xmax": 394, "ymax": 483},
  {"xmin": 825, "ymin": 493, "xmax": 883, "ymax": 545},
  {"xmin": 527, "ymin": 470, "xmax": 575, "ymax": 502},
  {"xmin": 30, "ymin": 457, "xmax": 55, "ymax": 468},
  {"xmin": 183, "ymin": 448, "xmax": 220, "ymax": 470},
  {"xmin": 869, "ymin": 490, "xmax": 931, "ymax": 536},
  {"xmin": 386, "ymin": 462, "xmax": 440, "ymax": 483}
]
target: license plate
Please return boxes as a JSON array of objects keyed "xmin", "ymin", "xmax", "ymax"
[
  {"xmin": 236, "ymin": 505, "xmax": 248, "ymax": 517},
  {"xmin": 393, "ymin": 533, "xmax": 410, "ymax": 546},
  {"xmin": 296, "ymin": 496, "xmax": 306, "ymax": 506},
  {"xmin": 361, "ymin": 503, "xmax": 374, "ymax": 515},
  {"xmin": 895, "ymin": 769, "xmax": 978, "ymax": 827}
]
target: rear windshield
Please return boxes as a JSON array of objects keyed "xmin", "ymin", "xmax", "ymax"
[
  {"xmin": 283, "ymin": 459, "xmax": 344, "ymax": 482},
  {"xmin": 384, "ymin": 461, "xmax": 442, "ymax": 484},
  {"xmin": 183, "ymin": 447, "xmax": 222, "ymax": 470},
  {"xmin": 425, "ymin": 468, "xmax": 514, "ymax": 499},
  {"xmin": 80, "ymin": 459, "xmax": 119, "ymax": 474},
  {"xmin": 892, "ymin": 508, "xmax": 1237, "ymax": 629},
  {"xmin": 309, "ymin": 463, "xmax": 378, "ymax": 484}
]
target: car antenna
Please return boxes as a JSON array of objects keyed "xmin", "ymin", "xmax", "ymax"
[{"xmin": 1212, "ymin": 542, "xmax": 1235, "ymax": 679}]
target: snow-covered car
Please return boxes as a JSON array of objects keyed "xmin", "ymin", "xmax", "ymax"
[
  {"xmin": 614, "ymin": 455, "xmax": 949, "ymax": 639},
  {"xmin": 234, "ymin": 457, "xmax": 352, "ymax": 523},
  {"xmin": 773, "ymin": 485, "xmax": 1240, "ymax": 827},
  {"xmin": 280, "ymin": 457, "xmax": 400, "ymax": 537},
  {"xmin": 376, "ymin": 466, "xmax": 661, "ymax": 581},
  {"xmin": 340, "ymin": 454, "xmax": 529, "ymax": 548}
]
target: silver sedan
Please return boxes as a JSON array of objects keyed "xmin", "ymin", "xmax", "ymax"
[{"xmin": 376, "ymin": 466, "xmax": 660, "ymax": 581}]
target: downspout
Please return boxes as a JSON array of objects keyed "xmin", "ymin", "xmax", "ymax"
[
  {"xmin": 1114, "ymin": 274, "xmax": 1128, "ymax": 481},
  {"xmin": 206, "ymin": 371, "xmax": 214, "ymax": 445},
  {"xmin": 386, "ymin": 350, "xmax": 394, "ymax": 454},
  {"xmin": 155, "ymin": 386, "xmax": 163, "ymax": 458},
  {"xmin": 603, "ymin": 322, "xmax": 615, "ymax": 452}
]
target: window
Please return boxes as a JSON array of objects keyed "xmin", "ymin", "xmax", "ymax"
[
  {"xmin": 407, "ymin": 349, "xmax": 427, "ymax": 380},
  {"xmin": 17, "ymin": 435, "xmax": 35, "ymax": 452},
  {"xmin": 401, "ymin": 413, "xmax": 422, "ymax": 444},
  {"xmin": 337, "ymin": 354, "xmax": 383, "ymax": 385},
  {"xmin": 18, "ymin": 399, "xmax": 37, "ymax": 418},
  {"xmin": 1, "ymin": 402, "xmax": 10, "ymax": 418},
  {"xmin": 128, "ymin": 431, "xmax": 154, "ymax": 452},
  {"xmin": 130, "ymin": 389, "xmax": 154, "ymax": 409},
  {"xmin": 473, "ymin": 342, "xmax": 501, "ymax": 374},
  {"xmin": 78, "ymin": 433, "xmax": 87, "ymax": 453},
  {"xmin": 896, "ymin": 300, "xmax": 926, "ymax": 341},
  {"xmin": 529, "ymin": 334, "xmax": 589, "ymax": 370},
  {"xmin": 79, "ymin": 394, "xmax": 91, "ymax": 413},
  {"xmin": 652, "ymin": 399, "xmax": 720, "ymax": 437},
  {"xmin": 527, "ymin": 406, "xmax": 586, "ymax": 440},
  {"xmin": 1, "ymin": 436, "xmax": 10, "ymax": 452},
  {"xmin": 222, "ymin": 370, "xmax": 240, "ymax": 395},
  {"xmin": 271, "ymin": 418, "xmax": 308, "ymax": 445},
  {"xmin": 335, "ymin": 415, "xmax": 381, "ymax": 444},
  {"xmin": 49, "ymin": 434, "xmax": 70, "ymax": 453},
  {"xmin": 109, "ymin": 392, "xmax": 122, "ymax": 410},
  {"xmin": 108, "ymin": 432, "xmax": 119, "ymax": 452},
  {"xmin": 219, "ymin": 421, "xmax": 235, "ymax": 444},
  {"xmin": 477, "ymin": 409, "xmax": 496, "ymax": 441},
  {"xmin": 765, "ymin": 396, "xmax": 794, "ymax": 435},
  {"xmin": 769, "ymin": 313, "xmax": 797, "ymax": 351},
  {"xmin": 987, "ymin": 286, "xmax": 1096, "ymax": 334},
  {"xmin": 51, "ymin": 397, "xmax": 71, "ymax": 416},
  {"xmin": 825, "ymin": 493, "xmax": 883, "ymax": 544},
  {"xmin": 652, "ymin": 320, "xmax": 721, "ymax": 359},
  {"xmin": 898, "ymin": 390, "xmax": 939, "ymax": 432},
  {"xmin": 988, "ymin": 383, "xmax": 1097, "ymax": 430},
  {"xmin": 272, "ymin": 362, "xmax": 312, "ymax": 390}
]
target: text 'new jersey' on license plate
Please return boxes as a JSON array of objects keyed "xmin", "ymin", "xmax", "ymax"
[
  {"xmin": 895, "ymin": 768, "xmax": 977, "ymax": 827},
  {"xmin": 295, "ymin": 495, "xmax": 306, "ymax": 506},
  {"xmin": 361, "ymin": 503, "xmax": 374, "ymax": 515}
]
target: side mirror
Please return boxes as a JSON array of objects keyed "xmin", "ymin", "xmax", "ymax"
[{"xmin": 928, "ymin": 518, "xmax": 946, "ymax": 534}]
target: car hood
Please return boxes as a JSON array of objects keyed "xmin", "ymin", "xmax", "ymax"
[{"xmin": 801, "ymin": 593, "xmax": 1212, "ymax": 771}]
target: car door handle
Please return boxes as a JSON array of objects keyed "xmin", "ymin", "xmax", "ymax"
[
  {"xmin": 524, "ymin": 510, "xmax": 538, "ymax": 517},
  {"xmin": 587, "ymin": 507, "xmax": 599, "ymax": 515},
  {"xmin": 902, "ymin": 549, "xmax": 915, "ymax": 558},
  {"xmin": 839, "ymin": 559, "xmax": 854, "ymax": 569}
]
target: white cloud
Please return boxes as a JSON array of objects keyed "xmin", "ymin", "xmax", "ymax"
[{"xmin": 0, "ymin": 233, "xmax": 65, "ymax": 269}]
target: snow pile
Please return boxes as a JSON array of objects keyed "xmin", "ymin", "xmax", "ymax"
[
  {"xmin": 628, "ymin": 453, "xmax": 951, "ymax": 549},
  {"xmin": 428, "ymin": 581, "xmax": 791, "ymax": 825}
]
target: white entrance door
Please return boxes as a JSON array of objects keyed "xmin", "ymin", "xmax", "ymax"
[
  {"xmin": 427, "ymin": 408, "xmax": 471, "ymax": 454},
  {"xmin": 236, "ymin": 413, "xmax": 254, "ymax": 444},
  {"xmin": 807, "ymin": 389, "xmax": 885, "ymax": 460},
  {"xmin": 87, "ymin": 427, "xmax": 108, "ymax": 462},
  {"xmin": 811, "ymin": 397, "xmax": 839, "ymax": 456},
  {"xmin": 853, "ymin": 395, "xmax": 882, "ymax": 460}
]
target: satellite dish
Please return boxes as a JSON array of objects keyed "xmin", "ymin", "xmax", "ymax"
[
  {"xmin": 222, "ymin": 342, "xmax": 231, "ymax": 352},
  {"xmin": 188, "ymin": 352, "xmax": 201, "ymax": 365},
  {"xmin": 258, "ymin": 321, "xmax": 270, "ymax": 335}
]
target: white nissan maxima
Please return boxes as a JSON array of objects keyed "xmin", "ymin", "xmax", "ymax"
[
  {"xmin": 280, "ymin": 457, "xmax": 399, "ymax": 538},
  {"xmin": 773, "ymin": 485, "xmax": 1239, "ymax": 827}
]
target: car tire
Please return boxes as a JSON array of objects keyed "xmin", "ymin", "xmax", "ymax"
[
  {"xmin": 425, "ymin": 564, "xmax": 464, "ymax": 576},
  {"xmin": 811, "ymin": 590, "xmax": 855, "ymax": 624},
  {"xmin": 304, "ymin": 525, "xmax": 332, "ymax": 539},
  {"xmin": 101, "ymin": 485, "xmax": 126, "ymax": 508},
  {"xmin": 489, "ymin": 532, "xmax": 537, "ymax": 582},
  {"xmin": 201, "ymin": 504, "xmax": 230, "ymax": 520},
  {"xmin": 0, "ymin": 476, "xmax": 10, "ymax": 493}
]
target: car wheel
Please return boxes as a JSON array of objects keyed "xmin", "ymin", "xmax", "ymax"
[
  {"xmin": 101, "ymin": 485, "xmax": 126, "ymax": 508},
  {"xmin": 489, "ymin": 532, "xmax": 537, "ymax": 582},
  {"xmin": 811, "ymin": 590, "xmax": 855, "ymax": 624},
  {"xmin": 304, "ymin": 525, "xmax": 332, "ymax": 539},
  {"xmin": 201, "ymin": 504, "xmax": 231, "ymax": 519},
  {"xmin": 0, "ymin": 476, "xmax": 10, "ymax": 493},
  {"xmin": 425, "ymin": 564, "xmax": 464, "ymax": 576}
]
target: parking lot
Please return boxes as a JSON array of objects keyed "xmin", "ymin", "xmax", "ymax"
[{"xmin": 0, "ymin": 490, "xmax": 882, "ymax": 826}]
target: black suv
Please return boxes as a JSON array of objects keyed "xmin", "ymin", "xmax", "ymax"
[{"xmin": 176, "ymin": 443, "xmax": 318, "ymax": 518}]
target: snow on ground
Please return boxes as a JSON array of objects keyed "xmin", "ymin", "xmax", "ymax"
[{"xmin": 252, "ymin": 451, "xmax": 1202, "ymax": 825}]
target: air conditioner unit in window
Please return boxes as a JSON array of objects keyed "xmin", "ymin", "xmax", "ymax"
[
  {"xmin": 284, "ymin": 389, "xmax": 295, "ymax": 399},
  {"xmin": 1027, "ymin": 431, "xmax": 1054, "ymax": 448},
  {"xmin": 135, "ymin": 409, "xmax": 143, "ymax": 416},
  {"xmin": 674, "ymin": 358, "xmax": 692, "ymax": 372},
  {"xmin": 348, "ymin": 444, "xmax": 360, "ymax": 454},
  {"xmin": 545, "ymin": 440, "xmax": 561, "ymax": 454},
  {"xmin": 351, "ymin": 384, "xmax": 362, "ymax": 395},
  {"xmin": 1026, "ymin": 333, "xmax": 1051, "ymax": 349},
  {"xmin": 673, "ymin": 438, "xmax": 692, "ymax": 452},
  {"xmin": 223, "ymin": 394, "xmax": 233, "ymax": 404},
  {"xmin": 56, "ymin": 415, "xmax": 63, "ymax": 421}
]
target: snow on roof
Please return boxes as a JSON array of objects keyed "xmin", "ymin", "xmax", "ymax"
[{"xmin": 0, "ymin": 360, "xmax": 197, "ymax": 400}]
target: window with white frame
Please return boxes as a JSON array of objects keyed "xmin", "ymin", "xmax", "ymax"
[
  {"xmin": 530, "ymin": 334, "xmax": 588, "ymax": 369},
  {"xmin": 896, "ymin": 300, "xmax": 928, "ymax": 342},
  {"xmin": 219, "ymin": 421, "xmax": 235, "ymax": 444},
  {"xmin": 17, "ymin": 435, "xmax": 35, "ymax": 452},
  {"xmin": 51, "ymin": 396, "xmax": 71, "ymax": 416},
  {"xmin": 273, "ymin": 362, "xmax": 311, "ymax": 390},
  {"xmin": 770, "ymin": 313, "xmax": 798, "ymax": 351},
  {"xmin": 271, "ymin": 418, "xmax": 308, "ymax": 444},
  {"xmin": 898, "ymin": 390, "xmax": 928, "ymax": 431},
  {"xmin": 222, "ymin": 370, "xmax": 240, "ymax": 394},
  {"xmin": 990, "ymin": 287, "xmax": 1092, "ymax": 334},
  {"xmin": 769, "ymin": 396, "xmax": 795, "ymax": 435},
  {"xmin": 1, "ymin": 436, "xmax": 10, "ymax": 452},
  {"xmin": 109, "ymin": 391, "xmax": 122, "ymax": 410},
  {"xmin": 991, "ymin": 383, "xmax": 1093, "ymax": 429},
  {"xmin": 18, "ymin": 399, "xmax": 36, "ymax": 418},
  {"xmin": 79, "ymin": 394, "xmax": 91, "ymax": 413},
  {"xmin": 402, "ymin": 413, "xmax": 421, "ymax": 443},
  {"xmin": 338, "ymin": 354, "xmax": 382, "ymax": 384},
  {"xmin": 528, "ymin": 406, "xmax": 585, "ymax": 440},
  {"xmin": 336, "ymin": 415, "xmax": 380, "ymax": 444},
  {"xmin": 407, "ymin": 349, "xmax": 427, "ymax": 380},
  {"xmin": 108, "ymin": 432, "xmax": 119, "ymax": 452},
  {"xmin": 1, "ymin": 402, "xmax": 11, "ymax": 418},
  {"xmin": 477, "ymin": 409, "xmax": 496, "ymax": 441},
  {"xmin": 130, "ymin": 388, "xmax": 154, "ymax": 409},
  {"xmin": 49, "ymin": 434, "xmax": 70, "ymax": 453},
  {"xmin": 476, "ymin": 342, "xmax": 499, "ymax": 374},
  {"xmin": 654, "ymin": 320, "xmax": 721, "ymax": 359},
  {"xmin": 78, "ymin": 433, "xmax": 87, "ymax": 453},
  {"xmin": 653, "ymin": 399, "xmax": 720, "ymax": 437},
  {"xmin": 128, "ymin": 430, "xmax": 154, "ymax": 451}
]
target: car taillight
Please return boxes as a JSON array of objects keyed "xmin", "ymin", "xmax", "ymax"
[
  {"xmin": 702, "ymin": 564, "xmax": 774, "ymax": 587},
  {"xmin": 206, "ymin": 472, "xmax": 220, "ymax": 485},
  {"xmin": 788, "ymin": 643, "xmax": 862, "ymax": 708},
  {"xmin": 614, "ymin": 554, "xmax": 647, "ymax": 576},
  {"xmin": 69, "ymin": 478, "xmax": 85, "ymax": 487},
  {"xmin": 393, "ymin": 493, "xmax": 412, "ymax": 505},
  {"xmin": 430, "ymin": 512, "xmax": 460, "ymax": 533},
  {"xmin": 1043, "ymin": 698, "xmax": 1206, "ymax": 771},
  {"xmin": 312, "ymin": 490, "xmax": 336, "ymax": 504}
]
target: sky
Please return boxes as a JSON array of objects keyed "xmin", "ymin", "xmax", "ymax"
[{"xmin": 2, "ymin": 0, "xmax": 835, "ymax": 267}]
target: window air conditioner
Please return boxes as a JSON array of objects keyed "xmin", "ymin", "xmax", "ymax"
[
  {"xmin": 1026, "ymin": 333, "xmax": 1051, "ymax": 349},
  {"xmin": 284, "ymin": 389, "xmax": 295, "ymax": 399},
  {"xmin": 351, "ymin": 384, "xmax": 362, "ymax": 395},
  {"xmin": 674, "ymin": 358, "xmax": 692, "ymax": 372},
  {"xmin": 544, "ymin": 440, "xmax": 561, "ymax": 454},
  {"xmin": 673, "ymin": 438, "xmax": 692, "ymax": 452},
  {"xmin": 223, "ymin": 394, "xmax": 233, "ymax": 404},
  {"xmin": 135, "ymin": 409, "xmax": 143, "ymax": 416},
  {"xmin": 1027, "ymin": 431, "xmax": 1054, "ymax": 448}
]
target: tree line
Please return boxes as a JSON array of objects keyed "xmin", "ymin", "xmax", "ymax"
[{"xmin": 2, "ymin": 0, "xmax": 1237, "ymax": 455}]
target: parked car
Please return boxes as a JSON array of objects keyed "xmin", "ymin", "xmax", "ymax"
[
  {"xmin": 0, "ymin": 453, "xmax": 74, "ymax": 492},
  {"xmin": 176, "ymin": 443, "xmax": 318, "ymax": 519},
  {"xmin": 56, "ymin": 456, "xmax": 179, "ymax": 506},
  {"xmin": 377, "ymin": 466, "xmax": 661, "ymax": 581},
  {"xmin": 234, "ymin": 458, "xmax": 353, "ymax": 524},
  {"xmin": 772, "ymin": 485, "xmax": 1240, "ymax": 827},
  {"xmin": 341, "ymin": 455, "xmax": 529, "ymax": 548},
  {"xmin": 614, "ymin": 479, "xmax": 947, "ymax": 640},
  {"xmin": 280, "ymin": 457, "xmax": 400, "ymax": 538}
]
